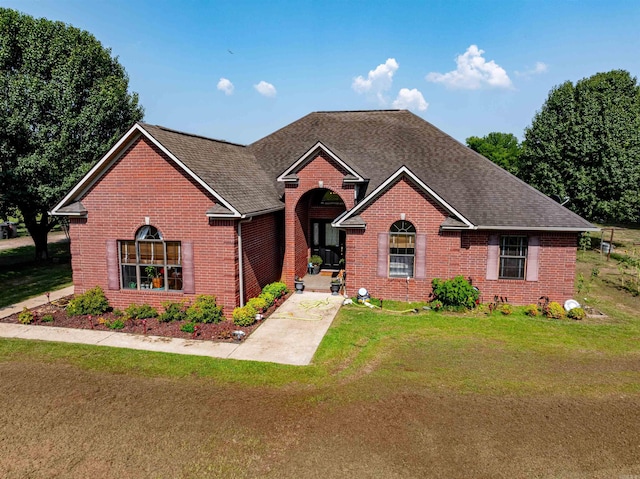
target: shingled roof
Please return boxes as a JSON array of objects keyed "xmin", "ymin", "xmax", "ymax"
[
  {"xmin": 52, "ymin": 110, "xmax": 596, "ymax": 231},
  {"xmin": 249, "ymin": 110, "xmax": 595, "ymax": 230},
  {"xmin": 139, "ymin": 123, "xmax": 282, "ymax": 216}
]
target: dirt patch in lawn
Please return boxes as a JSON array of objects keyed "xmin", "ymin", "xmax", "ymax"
[
  {"xmin": 0, "ymin": 294, "xmax": 290, "ymax": 342},
  {"xmin": 0, "ymin": 362, "xmax": 639, "ymax": 478}
]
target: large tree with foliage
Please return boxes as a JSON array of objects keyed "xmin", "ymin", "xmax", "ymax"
[
  {"xmin": 466, "ymin": 132, "xmax": 521, "ymax": 175},
  {"xmin": 0, "ymin": 8, "xmax": 143, "ymax": 259},
  {"xmin": 519, "ymin": 70, "xmax": 640, "ymax": 223}
]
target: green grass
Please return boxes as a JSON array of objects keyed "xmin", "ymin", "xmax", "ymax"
[
  {"xmin": 0, "ymin": 241, "xmax": 72, "ymax": 308},
  {"xmin": 1, "ymin": 301, "xmax": 638, "ymax": 397}
]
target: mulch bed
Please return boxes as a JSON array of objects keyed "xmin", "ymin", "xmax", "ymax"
[{"xmin": 1, "ymin": 294, "xmax": 291, "ymax": 342}]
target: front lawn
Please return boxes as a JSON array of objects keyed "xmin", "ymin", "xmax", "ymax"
[{"xmin": 0, "ymin": 241, "xmax": 72, "ymax": 308}]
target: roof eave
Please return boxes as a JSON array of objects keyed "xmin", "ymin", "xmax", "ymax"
[{"xmin": 474, "ymin": 225, "xmax": 600, "ymax": 233}]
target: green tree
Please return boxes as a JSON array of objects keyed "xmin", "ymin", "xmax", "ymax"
[
  {"xmin": 0, "ymin": 8, "xmax": 143, "ymax": 259},
  {"xmin": 466, "ymin": 132, "xmax": 521, "ymax": 175},
  {"xmin": 519, "ymin": 70, "xmax": 640, "ymax": 223}
]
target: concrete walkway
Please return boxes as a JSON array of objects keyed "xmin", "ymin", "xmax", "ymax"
[{"xmin": 0, "ymin": 288, "xmax": 344, "ymax": 366}]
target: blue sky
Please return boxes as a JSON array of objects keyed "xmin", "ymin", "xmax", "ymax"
[{"xmin": 4, "ymin": 0, "xmax": 640, "ymax": 144}]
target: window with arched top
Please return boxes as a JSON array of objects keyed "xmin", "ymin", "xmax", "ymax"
[
  {"xmin": 389, "ymin": 220, "xmax": 416, "ymax": 278},
  {"xmin": 119, "ymin": 226, "xmax": 183, "ymax": 291}
]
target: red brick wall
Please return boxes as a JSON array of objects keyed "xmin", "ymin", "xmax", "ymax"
[
  {"xmin": 69, "ymin": 135, "xmax": 240, "ymax": 316},
  {"xmin": 347, "ymin": 177, "xmax": 579, "ymax": 305},
  {"xmin": 283, "ymin": 152, "xmax": 355, "ymax": 286},
  {"xmin": 460, "ymin": 231, "xmax": 578, "ymax": 305},
  {"xmin": 240, "ymin": 212, "xmax": 283, "ymax": 302}
]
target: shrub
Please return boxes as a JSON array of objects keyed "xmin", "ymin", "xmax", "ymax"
[
  {"xmin": 233, "ymin": 305, "xmax": 257, "ymax": 327},
  {"xmin": 186, "ymin": 295, "xmax": 223, "ymax": 324},
  {"xmin": 500, "ymin": 304, "xmax": 513, "ymax": 315},
  {"xmin": 524, "ymin": 304, "xmax": 539, "ymax": 317},
  {"xmin": 247, "ymin": 297, "xmax": 267, "ymax": 313},
  {"xmin": 546, "ymin": 301, "xmax": 566, "ymax": 319},
  {"xmin": 18, "ymin": 307, "xmax": 34, "ymax": 324},
  {"xmin": 159, "ymin": 301, "xmax": 188, "ymax": 322},
  {"xmin": 66, "ymin": 286, "xmax": 110, "ymax": 316},
  {"xmin": 125, "ymin": 303, "xmax": 158, "ymax": 320},
  {"xmin": 180, "ymin": 322, "xmax": 195, "ymax": 333},
  {"xmin": 567, "ymin": 307, "xmax": 586, "ymax": 320},
  {"xmin": 41, "ymin": 314, "xmax": 54, "ymax": 323},
  {"xmin": 107, "ymin": 319, "xmax": 125, "ymax": 330},
  {"xmin": 261, "ymin": 282, "xmax": 289, "ymax": 299},
  {"xmin": 112, "ymin": 308, "xmax": 124, "ymax": 318},
  {"xmin": 431, "ymin": 276, "xmax": 479, "ymax": 309},
  {"xmin": 259, "ymin": 292, "xmax": 275, "ymax": 307}
]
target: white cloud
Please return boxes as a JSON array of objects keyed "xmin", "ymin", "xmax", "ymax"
[
  {"xmin": 217, "ymin": 77, "xmax": 234, "ymax": 95},
  {"xmin": 515, "ymin": 61, "xmax": 548, "ymax": 77},
  {"xmin": 254, "ymin": 80, "xmax": 277, "ymax": 97},
  {"xmin": 392, "ymin": 88, "xmax": 428, "ymax": 111},
  {"xmin": 426, "ymin": 45, "xmax": 512, "ymax": 90},
  {"xmin": 352, "ymin": 58, "xmax": 399, "ymax": 103}
]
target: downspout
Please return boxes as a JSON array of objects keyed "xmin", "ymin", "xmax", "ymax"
[{"xmin": 237, "ymin": 217, "xmax": 253, "ymax": 307}]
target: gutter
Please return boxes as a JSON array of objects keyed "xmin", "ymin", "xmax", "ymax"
[
  {"xmin": 237, "ymin": 217, "xmax": 253, "ymax": 307},
  {"xmin": 471, "ymin": 225, "xmax": 601, "ymax": 233}
]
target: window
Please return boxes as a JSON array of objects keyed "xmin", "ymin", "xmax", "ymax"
[
  {"xmin": 499, "ymin": 236, "xmax": 528, "ymax": 279},
  {"xmin": 389, "ymin": 220, "xmax": 416, "ymax": 278},
  {"xmin": 119, "ymin": 226, "xmax": 182, "ymax": 291}
]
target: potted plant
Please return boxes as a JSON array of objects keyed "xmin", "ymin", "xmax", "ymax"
[
  {"xmin": 330, "ymin": 278, "xmax": 341, "ymax": 295},
  {"xmin": 145, "ymin": 265, "xmax": 163, "ymax": 289},
  {"xmin": 308, "ymin": 255, "xmax": 323, "ymax": 274},
  {"xmin": 294, "ymin": 276, "xmax": 305, "ymax": 293}
]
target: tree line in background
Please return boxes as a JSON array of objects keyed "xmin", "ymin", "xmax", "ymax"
[{"xmin": 467, "ymin": 69, "xmax": 640, "ymax": 224}]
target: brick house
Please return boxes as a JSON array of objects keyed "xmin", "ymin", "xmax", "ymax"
[{"xmin": 51, "ymin": 110, "xmax": 596, "ymax": 313}]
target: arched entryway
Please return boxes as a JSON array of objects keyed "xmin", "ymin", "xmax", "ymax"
[{"xmin": 293, "ymin": 188, "xmax": 346, "ymax": 276}]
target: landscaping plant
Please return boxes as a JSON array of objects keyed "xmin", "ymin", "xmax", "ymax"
[
  {"xmin": 247, "ymin": 297, "xmax": 267, "ymax": 313},
  {"xmin": 546, "ymin": 301, "xmax": 566, "ymax": 319},
  {"xmin": 233, "ymin": 305, "xmax": 257, "ymax": 327},
  {"xmin": 567, "ymin": 307, "xmax": 586, "ymax": 320},
  {"xmin": 124, "ymin": 303, "xmax": 158, "ymax": 320},
  {"xmin": 431, "ymin": 276, "xmax": 479, "ymax": 310},
  {"xmin": 259, "ymin": 292, "xmax": 275, "ymax": 308},
  {"xmin": 159, "ymin": 301, "xmax": 188, "ymax": 322},
  {"xmin": 186, "ymin": 295, "xmax": 223, "ymax": 323},
  {"xmin": 66, "ymin": 286, "xmax": 110, "ymax": 316},
  {"xmin": 261, "ymin": 282, "xmax": 289, "ymax": 299},
  {"xmin": 179, "ymin": 322, "xmax": 195, "ymax": 334},
  {"xmin": 18, "ymin": 307, "xmax": 34, "ymax": 324}
]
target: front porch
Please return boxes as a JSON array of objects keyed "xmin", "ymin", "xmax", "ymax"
[{"xmin": 298, "ymin": 269, "xmax": 345, "ymax": 294}]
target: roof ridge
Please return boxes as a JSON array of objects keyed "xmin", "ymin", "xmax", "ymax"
[
  {"xmin": 312, "ymin": 109, "xmax": 404, "ymax": 113},
  {"xmin": 138, "ymin": 122, "xmax": 246, "ymax": 147}
]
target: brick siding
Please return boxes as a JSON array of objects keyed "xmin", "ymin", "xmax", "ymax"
[
  {"xmin": 240, "ymin": 212, "xmax": 284, "ymax": 301},
  {"xmin": 69, "ymin": 136, "xmax": 240, "ymax": 316},
  {"xmin": 347, "ymin": 176, "xmax": 579, "ymax": 305}
]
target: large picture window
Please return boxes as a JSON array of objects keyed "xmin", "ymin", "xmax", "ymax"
[
  {"xmin": 389, "ymin": 220, "xmax": 416, "ymax": 278},
  {"xmin": 499, "ymin": 236, "xmax": 528, "ymax": 279},
  {"xmin": 119, "ymin": 226, "xmax": 183, "ymax": 291}
]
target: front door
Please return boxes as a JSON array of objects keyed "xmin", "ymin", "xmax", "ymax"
[{"xmin": 311, "ymin": 220, "xmax": 345, "ymax": 269}]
